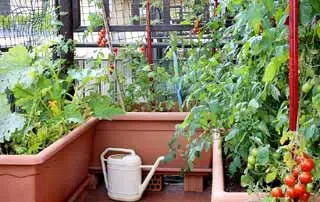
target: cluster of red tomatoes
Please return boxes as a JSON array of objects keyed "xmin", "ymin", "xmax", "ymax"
[
  {"xmin": 97, "ymin": 28, "xmax": 108, "ymax": 47},
  {"xmin": 271, "ymin": 154, "xmax": 315, "ymax": 202}
]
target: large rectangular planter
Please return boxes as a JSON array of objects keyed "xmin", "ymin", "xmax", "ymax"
[
  {"xmin": 211, "ymin": 136, "xmax": 320, "ymax": 202},
  {"xmin": 90, "ymin": 112, "xmax": 212, "ymax": 171},
  {"xmin": 0, "ymin": 118, "xmax": 99, "ymax": 202}
]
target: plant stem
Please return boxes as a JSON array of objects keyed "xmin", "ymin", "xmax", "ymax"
[{"xmin": 100, "ymin": 1, "xmax": 126, "ymax": 112}]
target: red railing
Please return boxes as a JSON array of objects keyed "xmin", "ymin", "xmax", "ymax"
[{"xmin": 289, "ymin": 0, "xmax": 299, "ymax": 131}]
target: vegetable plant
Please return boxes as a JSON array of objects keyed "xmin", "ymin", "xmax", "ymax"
[
  {"xmin": 0, "ymin": 38, "xmax": 123, "ymax": 154},
  {"xmin": 166, "ymin": 0, "xmax": 320, "ymax": 200}
]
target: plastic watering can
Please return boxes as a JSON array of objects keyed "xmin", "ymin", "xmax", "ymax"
[{"xmin": 100, "ymin": 148, "xmax": 164, "ymax": 201}]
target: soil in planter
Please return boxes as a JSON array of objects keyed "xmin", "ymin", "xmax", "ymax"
[{"xmin": 223, "ymin": 156, "xmax": 246, "ymax": 192}]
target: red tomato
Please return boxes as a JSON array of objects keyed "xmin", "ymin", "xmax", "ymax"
[
  {"xmin": 284, "ymin": 175, "xmax": 296, "ymax": 187},
  {"xmin": 286, "ymin": 187, "xmax": 296, "ymax": 198},
  {"xmin": 300, "ymin": 192, "xmax": 310, "ymax": 201},
  {"xmin": 99, "ymin": 41, "xmax": 106, "ymax": 47},
  {"xmin": 193, "ymin": 28, "xmax": 200, "ymax": 34},
  {"xmin": 113, "ymin": 47, "xmax": 119, "ymax": 54},
  {"xmin": 293, "ymin": 167, "xmax": 300, "ymax": 178},
  {"xmin": 299, "ymin": 172, "xmax": 313, "ymax": 184},
  {"xmin": 294, "ymin": 184, "xmax": 306, "ymax": 197},
  {"xmin": 100, "ymin": 28, "xmax": 106, "ymax": 35},
  {"xmin": 271, "ymin": 187, "xmax": 283, "ymax": 198},
  {"xmin": 301, "ymin": 159, "xmax": 314, "ymax": 172},
  {"xmin": 139, "ymin": 46, "xmax": 145, "ymax": 53},
  {"xmin": 99, "ymin": 32, "xmax": 105, "ymax": 38}
]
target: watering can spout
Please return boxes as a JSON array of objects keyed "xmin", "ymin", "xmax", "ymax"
[{"xmin": 139, "ymin": 156, "xmax": 164, "ymax": 195}]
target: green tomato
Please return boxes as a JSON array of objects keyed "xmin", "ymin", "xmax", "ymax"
[
  {"xmin": 302, "ymin": 80, "xmax": 313, "ymax": 93},
  {"xmin": 306, "ymin": 183, "xmax": 314, "ymax": 193},
  {"xmin": 251, "ymin": 148, "xmax": 258, "ymax": 157},
  {"xmin": 272, "ymin": 153, "xmax": 281, "ymax": 160},
  {"xmin": 247, "ymin": 163, "xmax": 254, "ymax": 170},
  {"xmin": 248, "ymin": 155, "xmax": 256, "ymax": 165}
]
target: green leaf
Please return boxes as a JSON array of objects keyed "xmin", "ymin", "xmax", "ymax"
[
  {"xmin": 0, "ymin": 45, "xmax": 32, "ymax": 92},
  {"xmin": 258, "ymin": 121, "xmax": 270, "ymax": 136},
  {"xmin": 64, "ymin": 104, "xmax": 85, "ymax": 123},
  {"xmin": 248, "ymin": 99, "xmax": 259, "ymax": 109},
  {"xmin": 87, "ymin": 95, "xmax": 124, "ymax": 120},
  {"xmin": 256, "ymin": 145, "xmax": 270, "ymax": 164},
  {"xmin": 225, "ymin": 128, "xmax": 239, "ymax": 141},
  {"xmin": 229, "ymin": 156, "xmax": 241, "ymax": 176},
  {"xmin": 271, "ymin": 85, "xmax": 281, "ymax": 101},
  {"xmin": 241, "ymin": 174, "xmax": 254, "ymax": 187},
  {"xmin": 265, "ymin": 169, "xmax": 278, "ymax": 183},
  {"xmin": 299, "ymin": 1, "xmax": 313, "ymax": 26},
  {"xmin": 274, "ymin": 8, "xmax": 283, "ymax": 24},
  {"xmin": 247, "ymin": 4, "xmax": 262, "ymax": 33},
  {"xmin": 305, "ymin": 124, "xmax": 317, "ymax": 141},
  {"xmin": 316, "ymin": 23, "xmax": 320, "ymax": 38},
  {"xmin": 0, "ymin": 94, "xmax": 26, "ymax": 143},
  {"xmin": 263, "ymin": 58, "xmax": 279, "ymax": 82},
  {"xmin": 264, "ymin": 0, "xmax": 273, "ymax": 12}
]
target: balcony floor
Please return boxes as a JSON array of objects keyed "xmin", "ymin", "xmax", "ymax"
[{"xmin": 85, "ymin": 182, "xmax": 212, "ymax": 202}]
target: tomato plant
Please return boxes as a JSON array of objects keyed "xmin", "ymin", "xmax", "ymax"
[{"xmin": 165, "ymin": 0, "xmax": 320, "ymax": 199}]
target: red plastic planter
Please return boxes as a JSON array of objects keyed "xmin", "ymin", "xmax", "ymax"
[
  {"xmin": 211, "ymin": 136, "xmax": 320, "ymax": 202},
  {"xmin": 90, "ymin": 112, "xmax": 212, "ymax": 170},
  {"xmin": 0, "ymin": 118, "xmax": 99, "ymax": 202}
]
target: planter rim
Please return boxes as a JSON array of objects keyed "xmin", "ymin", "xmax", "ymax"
[
  {"xmin": 211, "ymin": 135, "xmax": 266, "ymax": 201},
  {"xmin": 111, "ymin": 112, "xmax": 189, "ymax": 121},
  {"xmin": 0, "ymin": 118, "xmax": 99, "ymax": 165}
]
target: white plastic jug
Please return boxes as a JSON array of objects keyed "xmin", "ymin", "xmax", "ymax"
[{"xmin": 100, "ymin": 148, "xmax": 164, "ymax": 201}]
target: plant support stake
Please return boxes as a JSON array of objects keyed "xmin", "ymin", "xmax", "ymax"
[
  {"xmin": 214, "ymin": 0, "xmax": 219, "ymax": 16},
  {"xmin": 289, "ymin": 0, "xmax": 299, "ymax": 131},
  {"xmin": 146, "ymin": 0, "xmax": 153, "ymax": 65}
]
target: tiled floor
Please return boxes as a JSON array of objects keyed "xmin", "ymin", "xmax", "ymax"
[{"xmin": 85, "ymin": 183, "xmax": 212, "ymax": 202}]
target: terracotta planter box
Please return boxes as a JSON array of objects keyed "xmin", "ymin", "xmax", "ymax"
[
  {"xmin": 90, "ymin": 112, "xmax": 212, "ymax": 171},
  {"xmin": 0, "ymin": 118, "xmax": 99, "ymax": 202},
  {"xmin": 211, "ymin": 136, "xmax": 320, "ymax": 202}
]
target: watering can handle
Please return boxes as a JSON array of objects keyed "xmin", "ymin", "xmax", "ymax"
[{"xmin": 100, "ymin": 148, "xmax": 136, "ymax": 190}]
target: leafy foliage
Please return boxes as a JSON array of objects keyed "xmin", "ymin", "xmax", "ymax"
[
  {"xmin": 0, "ymin": 39, "xmax": 123, "ymax": 154},
  {"xmin": 166, "ymin": 0, "xmax": 320, "ymax": 195}
]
